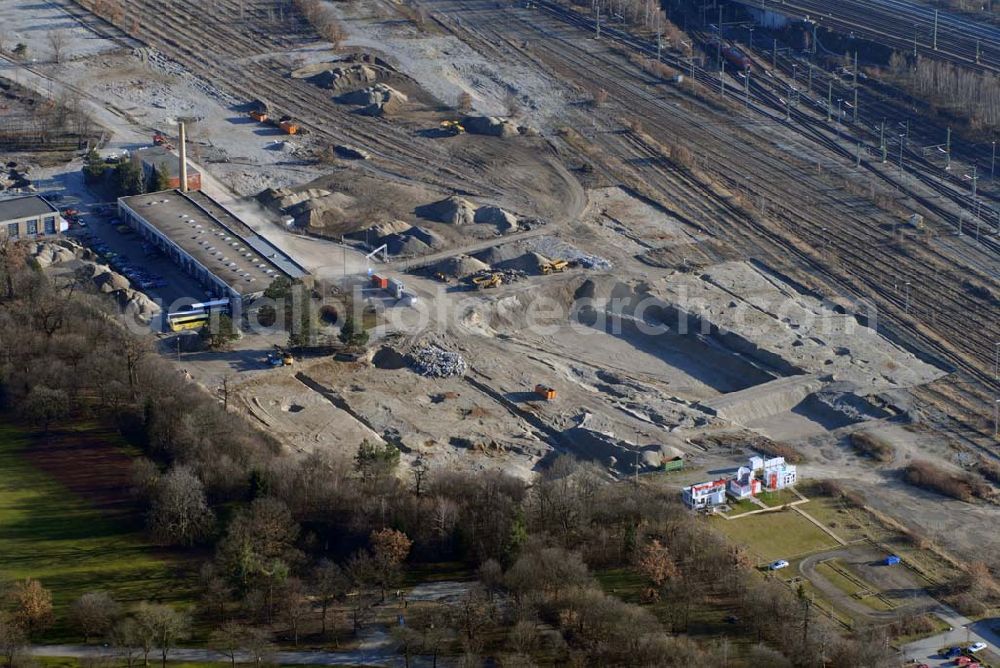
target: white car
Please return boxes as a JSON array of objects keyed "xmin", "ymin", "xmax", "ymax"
[
  {"xmin": 769, "ymin": 560, "xmax": 789, "ymax": 571},
  {"xmin": 967, "ymin": 642, "xmax": 987, "ymax": 653}
]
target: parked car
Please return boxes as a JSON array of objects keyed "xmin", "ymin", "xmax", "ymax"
[
  {"xmin": 769, "ymin": 560, "xmax": 789, "ymax": 571},
  {"xmin": 944, "ymin": 647, "xmax": 963, "ymax": 659},
  {"xmin": 967, "ymin": 642, "xmax": 987, "ymax": 653}
]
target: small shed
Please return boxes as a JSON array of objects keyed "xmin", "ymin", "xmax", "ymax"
[{"xmin": 884, "ymin": 555, "xmax": 901, "ymax": 566}]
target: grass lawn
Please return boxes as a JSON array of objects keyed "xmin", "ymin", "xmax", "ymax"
[
  {"xmin": 712, "ymin": 509, "xmax": 838, "ymax": 563},
  {"xmin": 722, "ymin": 498, "xmax": 759, "ymax": 516},
  {"xmin": 0, "ymin": 422, "xmax": 196, "ymax": 641},
  {"xmin": 756, "ymin": 488, "xmax": 799, "ymax": 508}
]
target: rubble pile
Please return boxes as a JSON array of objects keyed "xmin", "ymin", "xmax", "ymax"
[{"xmin": 410, "ymin": 345, "xmax": 468, "ymax": 378}]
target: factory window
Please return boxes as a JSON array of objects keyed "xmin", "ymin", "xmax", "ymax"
[
  {"xmin": 26, "ymin": 219, "xmax": 38, "ymax": 235},
  {"xmin": 6, "ymin": 223, "xmax": 19, "ymax": 239},
  {"xmin": 43, "ymin": 217, "xmax": 56, "ymax": 234}
]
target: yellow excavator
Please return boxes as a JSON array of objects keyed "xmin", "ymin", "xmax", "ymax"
[
  {"xmin": 541, "ymin": 259, "xmax": 570, "ymax": 275},
  {"xmin": 472, "ymin": 273, "xmax": 503, "ymax": 289},
  {"xmin": 440, "ymin": 120, "xmax": 466, "ymax": 135}
]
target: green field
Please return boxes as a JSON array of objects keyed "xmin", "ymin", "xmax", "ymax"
[
  {"xmin": 0, "ymin": 423, "xmax": 195, "ymax": 640},
  {"xmin": 756, "ymin": 488, "xmax": 799, "ymax": 508},
  {"xmin": 712, "ymin": 509, "xmax": 838, "ymax": 563}
]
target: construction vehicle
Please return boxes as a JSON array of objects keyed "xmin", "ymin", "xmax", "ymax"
[
  {"xmin": 279, "ymin": 118, "xmax": 300, "ymax": 135},
  {"xmin": 440, "ymin": 120, "xmax": 466, "ymax": 135},
  {"xmin": 534, "ymin": 384, "xmax": 557, "ymax": 401},
  {"xmin": 472, "ymin": 273, "xmax": 502, "ymax": 289},
  {"xmin": 266, "ymin": 349, "xmax": 294, "ymax": 367},
  {"xmin": 152, "ymin": 133, "xmax": 174, "ymax": 149},
  {"xmin": 250, "ymin": 110, "xmax": 268, "ymax": 122},
  {"xmin": 433, "ymin": 272, "xmax": 450, "ymax": 283},
  {"xmin": 541, "ymin": 259, "xmax": 570, "ymax": 274},
  {"xmin": 908, "ymin": 213, "xmax": 925, "ymax": 231}
]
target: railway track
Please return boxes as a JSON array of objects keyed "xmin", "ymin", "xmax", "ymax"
[
  {"xmin": 64, "ymin": 0, "xmax": 499, "ymax": 198},
  {"xmin": 432, "ymin": 0, "xmax": 1000, "ymax": 453},
  {"xmin": 729, "ymin": 0, "xmax": 1000, "ymax": 72}
]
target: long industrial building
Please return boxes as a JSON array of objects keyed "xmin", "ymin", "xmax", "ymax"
[{"xmin": 117, "ymin": 189, "xmax": 309, "ymax": 312}]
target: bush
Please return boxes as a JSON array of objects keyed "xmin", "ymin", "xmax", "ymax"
[
  {"xmin": 752, "ymin": 439, "xmax": 804, "ymax": 464},
  {"xmin": 850, "ymin": 431, "xmax": 896, "ymax": 463},
  {"xmin": 902, "ymin": 460, "xmax": 990, "ymax": 502}
]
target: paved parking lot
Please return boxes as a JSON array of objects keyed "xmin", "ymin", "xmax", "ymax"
[{"xmin": 33, "ymin": 168, "xmax": 211, "ymax": 322}]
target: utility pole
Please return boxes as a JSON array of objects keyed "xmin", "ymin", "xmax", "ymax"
[
  {"xmin": 899, "ymin": 135, "xmax": 905, "ymax": 176},
  {"xmin": 772, "ymin": 38, "xmax": 777, "ymax": 70},
  {"xmin": 717, "ymin": 6, "xmax": 723, "ymax": 65},
  {"xmin": 933, "ymin": 9, "xmax": 939, "ymax": 50},
  {"xmin": 852, "ymin": 52, "xmax": 858, "ymax": 123},
  {"xmin": 946, "ymin": 127, "xmax": 951, "ymax": 171},
  {"xmin": 880, "ymin": 121, "xmax": 887, "ymax": 162},
  {"xmin": 807, "ymin": 63, "xmax": 813, "ymax": 92},
  {"xmin": 745, "ymin": 69, "xmax": 750, "ymax": 108},
  {"xmin": 904, "ymin": 281, "xmax": 911, "ymax": 313}
]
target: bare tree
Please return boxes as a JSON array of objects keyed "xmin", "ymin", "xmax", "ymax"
[
  {"xmin": 134, "ymin": 603, "xmax": 189, "ymax": 668},
  {"xmin": 209, "ymin": 621, "xmax": 246, "ymax": 668},
  {"xmin": 46, "ymin": 30, "xmax": 67, "ymax": 64},
  {"xmin": 310, "ymin": 559, "xmax": 347, "ymax": 639},
  {"xmin": 109, "ymin": 617, "xmax": 143, "ymax": 668},
  {"xmin": 276, "ymin": 578, "xmax": 309, "ymax": 646},
  {"xmin": 148, "ymin": 465, "xmax": 215, "ymax": 546},
  {"xmin": 70, "ymin": 592, "xmax": 121, "ymax": 643},
  {"xmin": 0, "ymin": 617, "xmax": 26, "ymax": 668}
]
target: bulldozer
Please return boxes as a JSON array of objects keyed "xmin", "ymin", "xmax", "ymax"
[
  {"xmin": 472, "ymin": 273, "xmax": 502, "ymax": 289},
  {"xmin": 541, "ymin": 259, "xmax": 570, "ymax": 275},
  {"xmin": 440, "ymin": 120, "xmax": 466, "ymax": 136}
]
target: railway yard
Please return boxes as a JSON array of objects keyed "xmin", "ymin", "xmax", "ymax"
[{"xmin": 3, "ymin": 0, "xmax": 1000, "ymax": 637}]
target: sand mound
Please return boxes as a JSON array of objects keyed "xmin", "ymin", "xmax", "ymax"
[
  {"xmin": 310, "ymin": 64, "xmax": 383, "ymax": 91},
  {"xmin": 474, "ymin": 205, "xmax": 518, "ymax": 232},
  {"xmin": 416, "ymin": 196, "xmax": 477, "ymax": 225},
  {"xmin": 431, "ymin": 255, "xmax": 491, "ymax": 278},
  {"xmin": 461, "ymin": 115, "xmax": 519, "ymax": 138}
]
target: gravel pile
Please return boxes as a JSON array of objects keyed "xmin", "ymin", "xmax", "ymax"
[
  {"xmin": 410, "ymin": 345, "xmax": 468, "ymax": 378},
  {"xmin": 531, "ymin": 237, "xmax": 611, "ymax": 270}
]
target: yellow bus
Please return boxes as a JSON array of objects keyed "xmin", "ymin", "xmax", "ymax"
[{"xmin": 167, "ymin": 313, "xmax": 210, "ymax": 332}]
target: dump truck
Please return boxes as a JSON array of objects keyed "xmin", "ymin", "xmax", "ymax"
[
  {"xmin": 440, "ymin": 120, "xmax": 465, "ymax": 135},
  {"xmin": 541, "ymin": 259, "xmax": 570, "ymax": 274},
  {"xmin": 534, "ymin": 384, "xmax": 557, "ymax": 401},
  {"xmin": 371, "ymin": 274, "xmax": 389, "ymax": 290},
  {"xmin": 250, "ymin": 110, "xmax": 268, "ymax": 122},
  {"xmin": 279, "ymin": 119, "xmax": 300, "ymax": 135},
  {"xmin": 472, "ymin": 273, "xmax": 502, "ymax": 289}
]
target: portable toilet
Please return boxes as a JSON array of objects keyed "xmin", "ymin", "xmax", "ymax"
[{"xmin": 884, "ymin": 555, "xmax": 901, "ymax": 566}]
